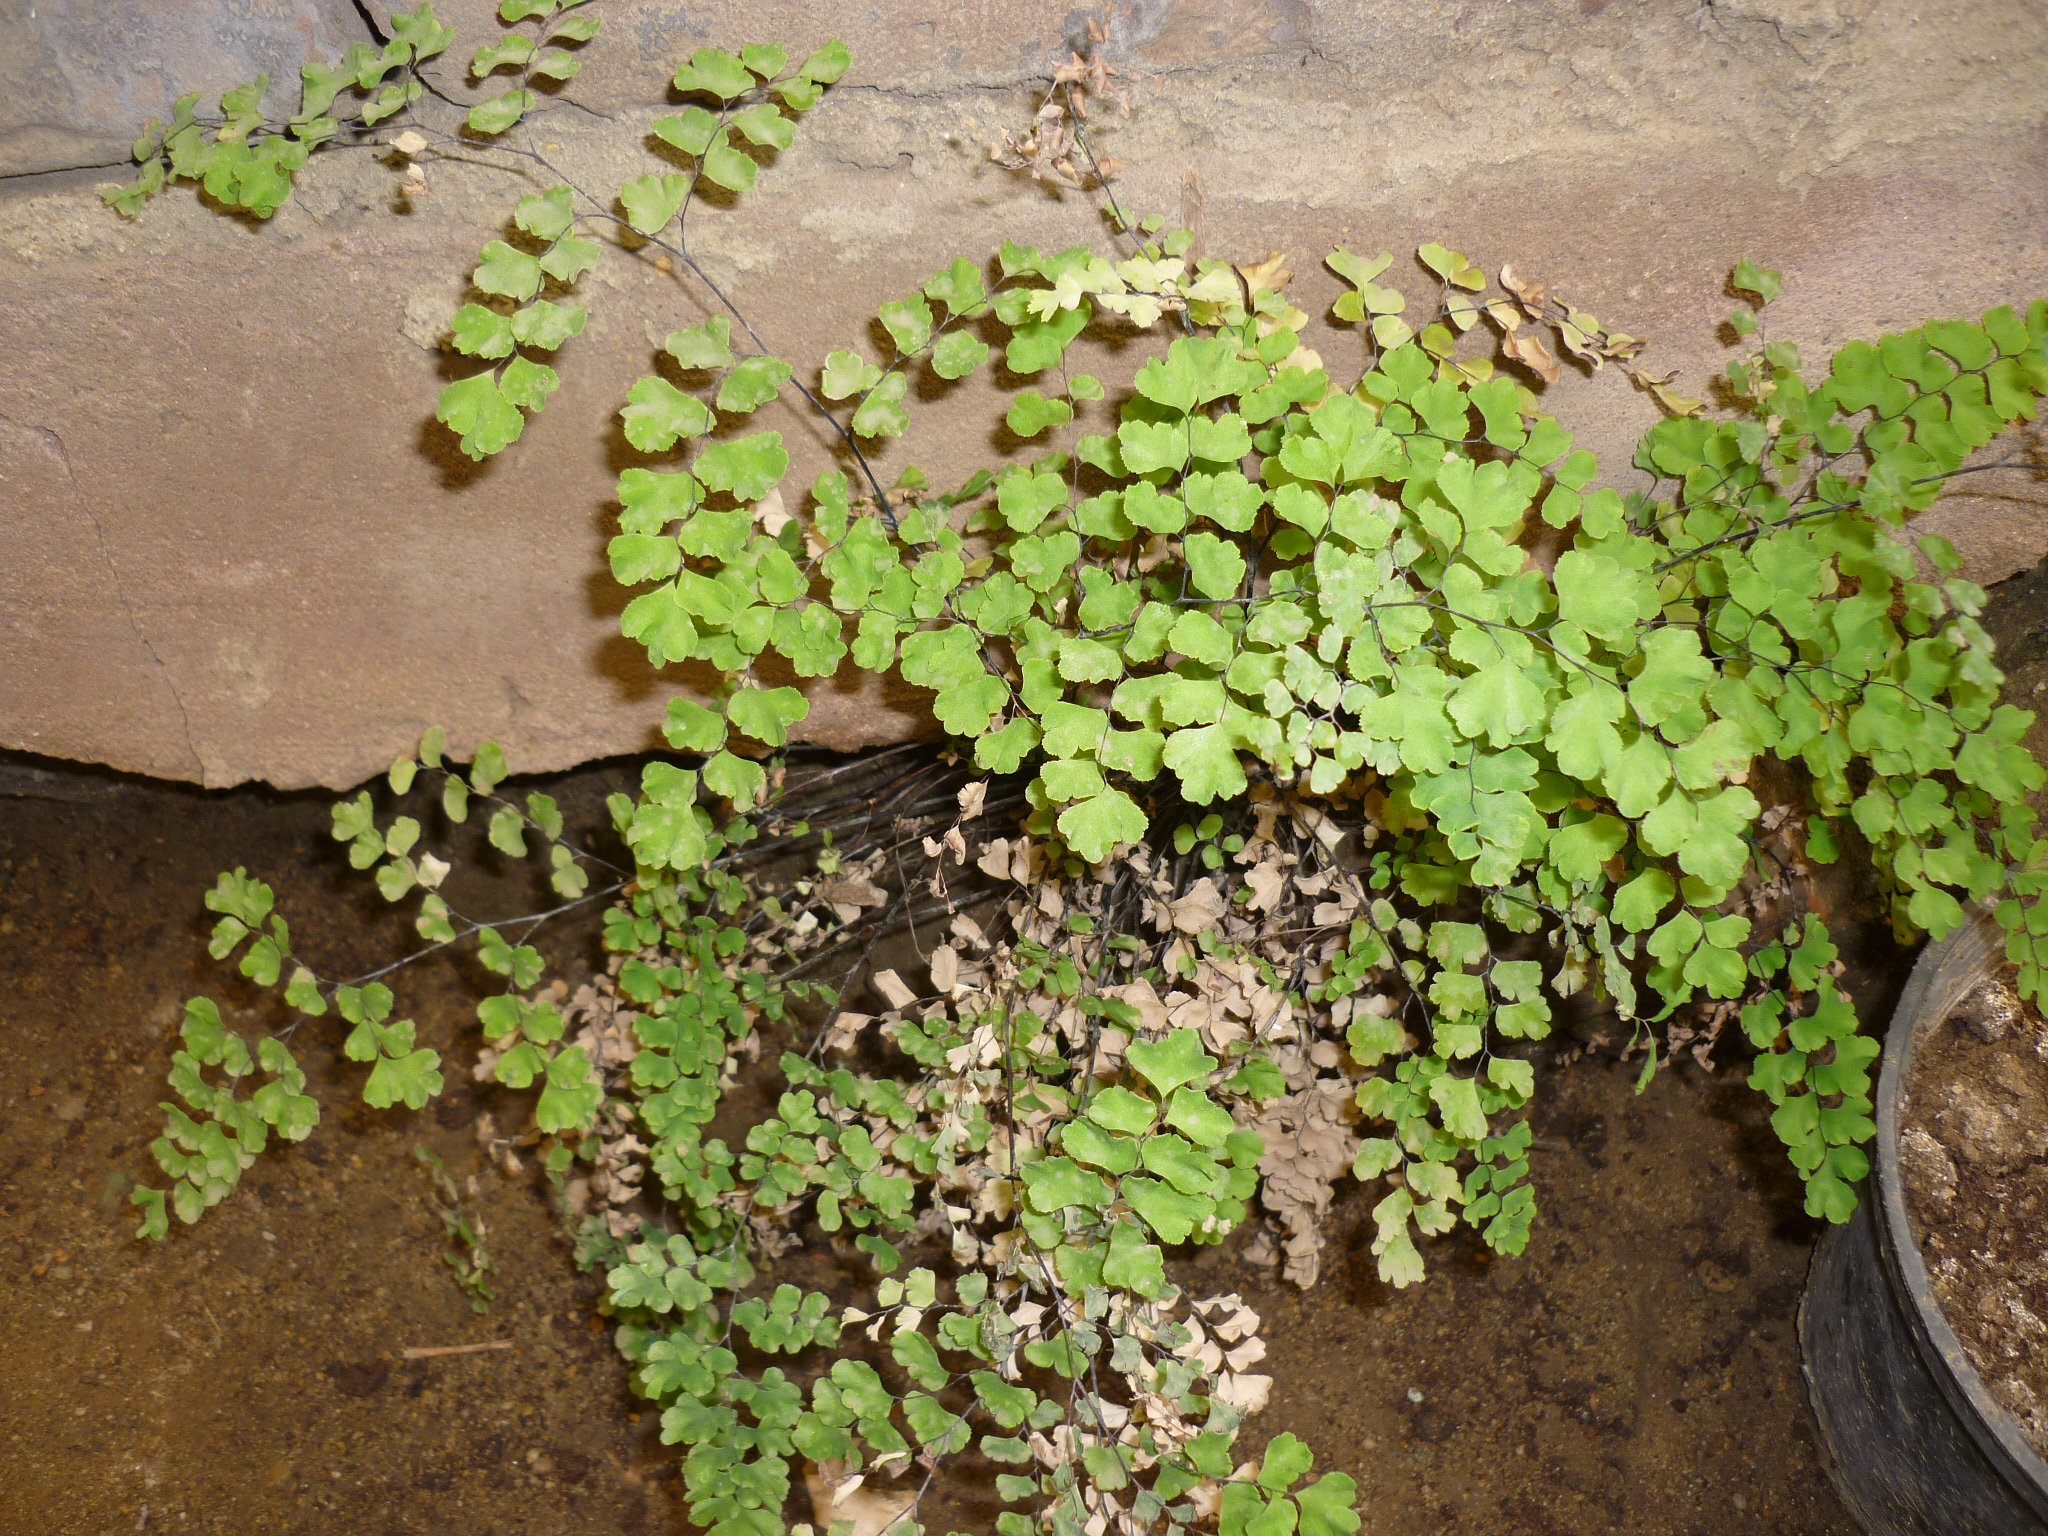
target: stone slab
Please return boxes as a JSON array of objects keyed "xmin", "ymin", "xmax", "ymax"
[{"xmin": 1, "ymin": 0, "xmax": 2043, "ymax": 788}]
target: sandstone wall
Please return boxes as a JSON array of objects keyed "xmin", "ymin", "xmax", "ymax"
[{"xmin": 2, "ymin": 0, "xmax": 2044, "ymax": 789}]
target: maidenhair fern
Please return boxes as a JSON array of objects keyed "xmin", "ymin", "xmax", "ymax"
[{"xmin": 103, "ymin": 8, "xmax": 2048, "ymax": 1535}]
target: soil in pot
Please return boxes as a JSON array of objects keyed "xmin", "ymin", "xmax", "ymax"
[{"xmin": 1898, "ymin": 975, "xmax": 2048, "ymax": 1455}]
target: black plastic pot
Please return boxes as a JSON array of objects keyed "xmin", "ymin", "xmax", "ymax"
[{"xmin": 1801, "ymin": 913, "xmax": 2048, "ymax": 1534}]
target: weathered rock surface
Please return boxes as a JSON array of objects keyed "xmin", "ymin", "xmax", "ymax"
[
  {"xmin": 0, "ymin": 0, "xmax": 366, "ymax": 179},
  {"xmin": 1, "ymin": 0, "xmax": 2044, "ymax": 788}
]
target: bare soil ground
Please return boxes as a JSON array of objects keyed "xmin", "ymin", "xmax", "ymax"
[{"xmin": 0, "ymin": 750, "xmax": 1876, "ymax": 1536}]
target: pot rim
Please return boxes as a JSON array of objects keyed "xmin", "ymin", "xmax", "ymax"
[{"xmin": 1874, "ymin": 907, "xmax": 2048, "ymax": 1505}]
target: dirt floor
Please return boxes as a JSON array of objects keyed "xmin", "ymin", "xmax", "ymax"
[{"xmin": 0, "ymin": 739, "xmax": 1894, "ymax": 1536}]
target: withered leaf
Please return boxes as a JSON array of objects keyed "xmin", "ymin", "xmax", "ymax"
[
  {"xmin": 819, "ymin": 873, "xmax": 887, "ymax": 909},
  {"xmin": 1498, "ymin": 261, "xmax": 1545, "ymax": 309},
  {"xmin": 1171, "ymin": 879, "xmax": 1230, "ymax": 934},
  {"xmin": 1503, "ymin": 328, "xmax": 1562, "ymax": 384}
]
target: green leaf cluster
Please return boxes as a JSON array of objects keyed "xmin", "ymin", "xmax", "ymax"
[
  {"xmin": 438, "ymin": 187, "xmax": 596, "ymax": 459},
  {"xmin": 133, "ymin": 997, "xmax": 318, "ymax": 1238},
  {"xmin": 105, "ymin": 4, "xmax": 453, "ymax": 217},
  {"xmin": 468, "ymin": 0, "xmax": 597, "ymax": 115},
  {"xmin": 339, "ymin": 982, "xmax": 446, "ymax": 1110},
  {"xmin": 1217, "ymin": 1436, "xmax": 1361, "ymax": 1536},
  {"xmin": 1740, "ymin": 919, "xmax": 1879, "ymax": 1222}
]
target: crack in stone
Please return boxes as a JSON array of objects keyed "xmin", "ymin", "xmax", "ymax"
[
  {"xmin": 3, "ymin": 414, "xmax": 205, "ymax": 780},
  {"xmin": 824, "ymin": 55, "xmax": 1304, "ymax": 107},
  {"xmin": 349, "ymin": 0, "xmax": 390, "ymax": 45},
  {"xmin": 0, "ymin": 158, "xmax": 134, "ymax": 185}
]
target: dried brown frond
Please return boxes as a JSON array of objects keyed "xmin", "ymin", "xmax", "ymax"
[{"xmin": 984, "ymin": 7, "xmax": 1131, "ymax": 189}]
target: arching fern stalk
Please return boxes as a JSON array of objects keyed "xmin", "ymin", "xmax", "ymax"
[{"xmin": 104, "ymin": 13, "xmax": 2048, "ymax": 1536}]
